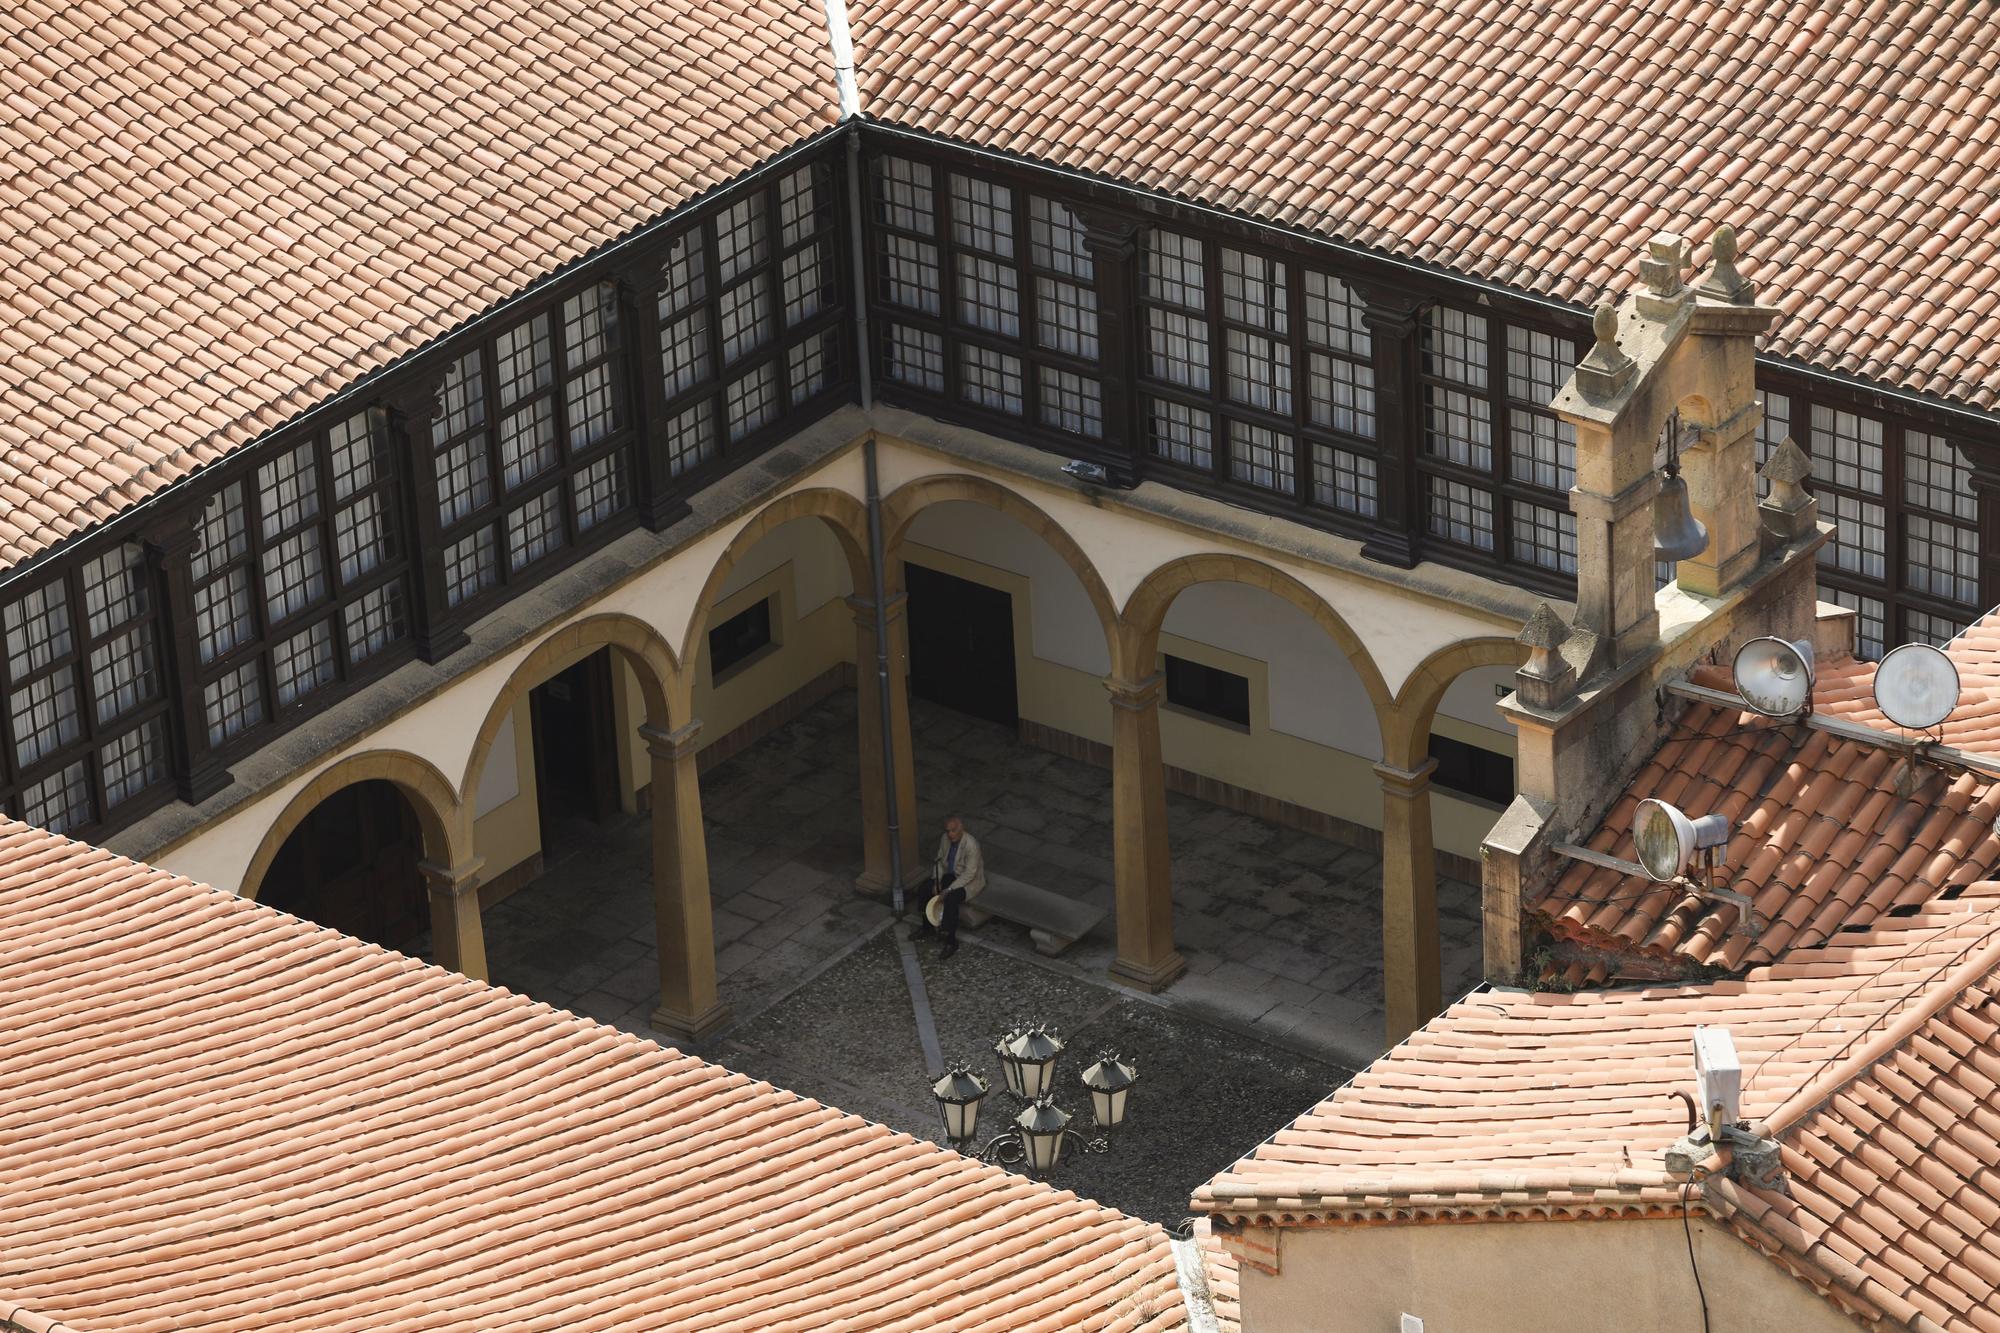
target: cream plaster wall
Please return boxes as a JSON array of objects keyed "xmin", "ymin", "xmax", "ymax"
[
  {"xmin": 1238, "ymin": 1218, "xmax": 1857, "ymax": 1333},
  {"xmin": 870, "ymin": 434, "xmax": 1518, "ymax": 698},
  {"xmin": 471, "ymin": 699, "xmax": 541, "ymax": 879},
  {"xmin": 904, "ymin": 507, "xmax": 1509, "ymax": 858}
]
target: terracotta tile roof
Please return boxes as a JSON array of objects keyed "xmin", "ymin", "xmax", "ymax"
[
  {"xmin": 1711, "ymin": 947, "xmax": 2000, "ymax": 1331},
  {"xmin": 1816, "ymin": 618, "xmax": 2000, "ymax": 759},
  {"xmin": 1533, "ymin": 679, "xmax": 2000, "ymax": 972},
  {"xmin": 0, "ymin": 0, "xmax": 836, "ymax": 571},
  {"xmin": 0, "ymin": 818, "xmax": 1189, "ymax": 1333},
  {"xmin": 1194, "ymin": 892, "xmax": 2000, "ymax": 1326},
  {"xmin": 851, "ymin": 0, "xmax": 2000, "ymax": 412}
]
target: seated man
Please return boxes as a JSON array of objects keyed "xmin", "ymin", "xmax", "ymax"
[{"xmin": 912, "ymin": 814, "xmax": 985, "ymax": 959}]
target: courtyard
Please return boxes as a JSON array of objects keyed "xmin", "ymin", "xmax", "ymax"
[{"xmin": 469, "ymin": 690, "xmax": 1485, "ymax": 1223}]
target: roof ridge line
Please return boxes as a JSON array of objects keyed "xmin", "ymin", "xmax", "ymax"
[
  {"xmin": 818, "ymin": 0, "xmax": 862, "ymax": 121},
  {"xmin": 1757, "ymin": 911, "xmax": 2000, "ymax": 1140}
]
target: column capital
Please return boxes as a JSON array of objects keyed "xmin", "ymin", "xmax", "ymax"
[
  {"xmin": 418, "ymin": 856, "xmax": 486, "ymax": 895},
  {"xmin": 1373, "ymin": 757, "xmax": 1439, "ymax": 796},
  {"xmin": 1102, "ymin": 672, "xmax": 1165, "ymax": 710},
  {"xmin": 640, "ymin": 720, "xmax": 704, "ymax": 761}
]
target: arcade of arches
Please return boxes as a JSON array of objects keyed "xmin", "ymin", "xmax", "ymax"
[{"xmin": 238, "ymin": 462, "xmax": 1523, "ymax": 1046}]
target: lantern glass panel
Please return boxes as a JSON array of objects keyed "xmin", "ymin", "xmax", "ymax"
[
  {"xmin": 1025, "ymin": 1125, "xmax": 1065, "ymax": 1173},
  {"xmin": 1022, "ymin": 1055, "xmax": 1057, "ymax": 1100},
  {"xmin": 941, "ymin": 1094, "xmax": 980, "ymax": 1142}
]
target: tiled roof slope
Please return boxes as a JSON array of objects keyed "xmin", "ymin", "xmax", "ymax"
[
  {"xmin": 1534, "ymin": 682, "xmax": 2000, "ymax": 974},
  {"xmin": 1816, "ymin": 619, "xmax": 2000, "ymax": 758},
  {"xmin": 1196, "ymin": 894, "xmax": 2000, "ymax": 1328},
  {"xmin": 0, "ymin": 0, "xmax": 835, "ymax": 571},
  {"xmin": 0, "ymin": 819, "xmax": 1188, "ymax": 1333},
  {"xmin": 1715, "ymin": 952, "xmax": 2000, "ymax": 1330},
  {"xmin": 851, "ymin": 0, "xmax": 2000, "ymax": 412}
]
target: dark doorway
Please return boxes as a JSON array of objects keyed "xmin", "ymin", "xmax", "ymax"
[
  {"xmin": 260, "ymin": 780, "xmax": 428, "ymax": 951},
  {"xmin": 530, "ymin": 649, "xmax": 622, "ymax": 852},
  {"xmin": 906, "ymin": 562, "xmax": 1018, "ymax": 725}
]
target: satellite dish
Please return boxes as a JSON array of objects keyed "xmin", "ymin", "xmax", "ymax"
[
  {"xmin": 1873, "ymin": 642, "xmax": 1961, "ymax": 731},
  {"xmin": 1732, "ymin": 636, "xmax": 1816, "ymax": 717},
  {"xmin": 1634, "ymin": 797, "xmax": 1732, "ymax": 883}
]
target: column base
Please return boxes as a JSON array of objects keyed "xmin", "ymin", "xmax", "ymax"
[
  {"xmin": 854, "ymin": 865, "xmax": 931, "ymax": 899},
  {"xmin": 650, "ymin": 1000, "xmax": 732, "ymax": 1046},
  {"xmin": 1109, "ymin": 951, "xmax": 1187, "ymax": 994}
]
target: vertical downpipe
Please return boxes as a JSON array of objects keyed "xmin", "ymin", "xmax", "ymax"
[{"xmin": 825, "ymin": 0, "xmax": 904, "ymax": 912}]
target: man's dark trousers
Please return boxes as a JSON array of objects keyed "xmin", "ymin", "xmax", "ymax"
[{"xmin": 917, "ymin": 878, "xmax": 966, "ymax": 942}]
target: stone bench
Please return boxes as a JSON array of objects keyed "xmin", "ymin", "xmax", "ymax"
[{"xmin": 958, "ymin": 873, "xmax": 1107, "ymax": 956}]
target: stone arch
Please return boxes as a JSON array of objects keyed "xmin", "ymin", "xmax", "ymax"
[
  {"xmin": 880, "ymin": 472, "xmax": 1121, "ymax": 663},
  {"xmin": 1381, "ymin": 636, "xmax": 1526, "ymax": 770},
  {"xmin": 460, "ymin": 612, "xmax": 682, "ymax": 801},
  {"xmin": 241, "ymin": 750, "xmax": 466, "ymax": 903},
  {"xmin": 678, "ymin": 487, "xmax": 872, "ymax": 675},
  {"xmin": 1117, "ymin": 553, "xmax": 1395, "ymax": 711}
]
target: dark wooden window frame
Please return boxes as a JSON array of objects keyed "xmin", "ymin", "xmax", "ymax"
[
  {"xmin": 1413, "ymin": 303, "xmax": 1583, "ymax": 593},
  {"xmin": 1134, "ymin": 227, "xmax": 1388, "ymax": 538},
  {"xmin": 864, "ymin": 143, "xmax": 1109, "ymax": 454},
  {"xmin": 648, "ymin": 156, "xmax": 851, "ymax": 499},
  {"xmin": 186, "ymin": 408, "xmax": 418, "ymax": 765},
  {"xmin": 1761, "ymin": 367, "xmax": 1990, "ymax": 657},
  {"xmin": 0, "ymin": 545, "xmax": 175, "ymax": 837}
]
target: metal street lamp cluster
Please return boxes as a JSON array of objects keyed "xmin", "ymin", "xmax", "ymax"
[{"xmin": 928, "ymin": 1021, "xmax": 1141, "ymax": 1177}]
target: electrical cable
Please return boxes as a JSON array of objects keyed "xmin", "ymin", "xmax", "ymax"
[{"xmin": 1680, "ymin": 1179, "xmax": 1712, "ymax": 1333}]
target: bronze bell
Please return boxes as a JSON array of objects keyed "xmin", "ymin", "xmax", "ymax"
[{"xmin": 1653, "ymin": 463, "xmax": 1709, "ymax": 564}]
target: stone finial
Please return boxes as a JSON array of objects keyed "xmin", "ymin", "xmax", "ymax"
[
  {"xmin": 1519, "ymin": 601, "xmax": 1573, "ymax": 653},
  {"xmin": 1635, "ymin": 232, "xmax": 1695, "ymax": 322},
  {"xmin": 1515, "ymin": 602, "xmax": 1579, "ymax": 712},
  {"xmin": 1696, "ymin": 224, "xmax": 1757, "ymax": 304},
  {"xmin": 1572, "ymin": 301, "xmax": 1637, "ymax": 398},
  {"xmin": 1757, "ymin": 435, "xmax": 1819, "ymax": 546}
]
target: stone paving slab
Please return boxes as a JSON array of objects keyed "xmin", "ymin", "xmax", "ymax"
[{"xmin": 469, "ymin": 689, "xmax": 1486, "ymax": 1138}]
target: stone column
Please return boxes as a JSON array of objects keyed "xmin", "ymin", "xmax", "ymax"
[
  {"xmin": 1104, "ymin": 673, "xmax": 1185, "ymax": 992},
  {"xmin": 849, "ymin": 592, "xmax": 922, "ymax": 896},
  {"xmin": 420, "ymin": 855, "xmax": 488, "ymax": 980},
  {"xmin": 1375, "ymin": 757, "xmax": 1441, "ymax": 1043},
  {"xmin": 641, "ymin": 721, "xmax": 730, "ymax": 1043}
]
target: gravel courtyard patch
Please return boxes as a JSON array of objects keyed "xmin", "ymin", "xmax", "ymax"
[{"xmin": 716, "ymin": 929, "xmax": 1350, "ymax": 1227}]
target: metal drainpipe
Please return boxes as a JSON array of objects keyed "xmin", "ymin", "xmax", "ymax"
[{"xmin": 845, "ymin": 122, "xmax": 907, "ymax": 913}]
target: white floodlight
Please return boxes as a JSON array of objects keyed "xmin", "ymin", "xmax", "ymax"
[
  {"xmin": 1732, "ymin": 636, "xmax": 1817, "ymax": 717},
  {"xmin": 1633, "ymin": 798, "xmax": 1731, "ymax": 883},
  {"xmin": 1873, "ymin": 642, "xmax": 1961, "ymax": 732},
  {"xmin": 1693, "ymin": 1025, "xmax": 1742, "ymax": 1136}
]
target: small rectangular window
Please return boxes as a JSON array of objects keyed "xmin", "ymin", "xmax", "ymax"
[
  {"xmin": 1163, "ymin": 654, "xmax": 1250, "ymax": 728},
  {"xmin": 709, "ymin": 597, "xmax": 775, "ymax": 679},
  {"xmin": 1427, "ymin": 734, "xmax": 1514, "ymax": 806}
]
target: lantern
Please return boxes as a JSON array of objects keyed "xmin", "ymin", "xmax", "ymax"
[
  {"xmin": 931, "ymin": 1062, "xmax": 989, "ymax": 1145},
  {"xmin": 1080, "ymin": 1052, "xmax": 1138, "ymax": 1130},
  {"xmin": 1015, "ymin": 1096, "xmax": 1072, "ymax": 1175},
  {"xmin": 995, "ymin": 1023, "xmax": 1064, "ymax": 1100}
]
